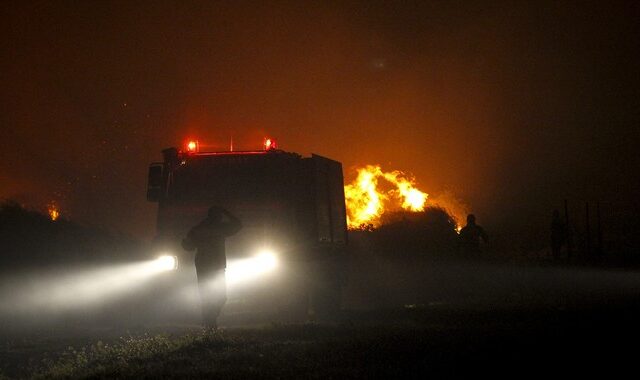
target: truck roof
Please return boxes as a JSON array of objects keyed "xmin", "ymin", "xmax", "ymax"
[{"xmin": 159, "ymin": 146, "xmax": 312, "ymax": 165}]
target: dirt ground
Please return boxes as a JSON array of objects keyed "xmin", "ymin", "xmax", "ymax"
[
  {"xmin": 2, "ymin": 299, "xmax": 640, "ymax": 379},
  {"xmin": 2, "ymin": 257, "xmax": 640, "ymax": 379}
]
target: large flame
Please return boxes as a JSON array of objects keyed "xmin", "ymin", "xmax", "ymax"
[
  {"xmin": 344, "ymin": 165, "xmax": 468, "ymax": 231},
  {"xmin": 344, "ymin": 165, "xmax": 427, "ymax": 229}
]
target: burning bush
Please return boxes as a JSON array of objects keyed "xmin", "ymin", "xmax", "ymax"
[{"xmin": 344, "ymin": 165, "xmax": 467, "ymax": 232}]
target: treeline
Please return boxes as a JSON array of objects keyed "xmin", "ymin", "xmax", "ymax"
[{"xmin": 0, "ymin": 201, "xmax": 146, "ymax": 272}]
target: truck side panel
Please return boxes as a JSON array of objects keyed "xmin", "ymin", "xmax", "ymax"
[{"xmin": 311, "ymin": 154, "xmax": 348, "ymax": 247}]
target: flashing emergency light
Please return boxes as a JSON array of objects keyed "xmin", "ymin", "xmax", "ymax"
[
  {"xmin": 186, "ymin": 140, "xmax": 199, "ymax": 153},
  {"xmin": 263, "ymin": 137, "xmax": 277, "ymax": 151}
]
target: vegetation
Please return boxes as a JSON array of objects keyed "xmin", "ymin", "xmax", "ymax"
[
  {"xmin": 19, "ymin": 301, "xmax": 640, "ymax": 379},
  {"xmin": 32, "ymin": 332, "xmax": 221, "ymax": 379},
  {"xmin": 0, "ymin": 201, "xmax": 143, "ymax": 272},
  {"xmin": 28, "ymin": 324, "xmax": 442, "ymax": 379}
]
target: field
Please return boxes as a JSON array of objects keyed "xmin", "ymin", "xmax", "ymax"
[
  {"xmin": 2, "ymin": 261, "xmax": 640, "ymax": 379},
  {"xmin": 2, "ymin": 306, "xmax": 639, "ymax": 379},
  {"xmin": 2, "ymin": 205, "xmax": 639, "ymax": 378}
]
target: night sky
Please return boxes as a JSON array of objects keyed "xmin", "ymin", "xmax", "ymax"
[{"xmin": 1, "ymin": 1, "xmax": 639, "ymax": 239}]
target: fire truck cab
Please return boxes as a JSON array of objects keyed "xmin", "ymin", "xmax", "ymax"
[{"xmin": 146, "ymin": 140, "xmax": 348, "ymax": 319}]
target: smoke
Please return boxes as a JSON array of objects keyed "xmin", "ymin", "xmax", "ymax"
[
  {"xmin": 1, "ymin": 2, "xmax": 638, "ymax": 246},
  {"xmin": 428, "ymin": 190, "xmax": 470, "ymax": 230},
  {"xmin": 0, "ymin": 257, "xmax": 177, "ymax": 314}
]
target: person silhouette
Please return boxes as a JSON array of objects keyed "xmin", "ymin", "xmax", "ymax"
[
  {"xmin": 182, "ymin": 206, "xmax": 242, "ymax": 328},
  {"xmin": 550, "ymin": 209, "xmax": 566, "ymax": 260},
  {"xmin": 458, "ymin": 214, "xmax": 488, "ymax": 255}
]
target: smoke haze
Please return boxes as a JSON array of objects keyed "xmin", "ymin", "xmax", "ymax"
[{"xmin": 1, "ymin": 1, "xmax": 638, "ymax": 243}]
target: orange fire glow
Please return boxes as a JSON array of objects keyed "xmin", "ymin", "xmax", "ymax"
[
  {"xmin": 48, "ymin": 203, "xmax": 60, "ymax": 221},
  {"xmin": 344, "ymin": 165, "xmax": 468, "ymax": 231},
  {"xmin": 344, "ymin": 165, "xmax": 428, "ymax": 229}
]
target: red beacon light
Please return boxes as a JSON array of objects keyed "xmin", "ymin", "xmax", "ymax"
[
  {"xmin": 185, "ymin": 140, "xmax": 199, "ymax": 153},
  {"xmin": 263, "ymin": 137, "xmax": 277, "ymax": 151}
]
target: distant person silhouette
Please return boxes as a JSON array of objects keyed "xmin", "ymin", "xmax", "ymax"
[
  {"xmin": 458, "ymin": 214, "xmax": 488, "ymax": 255},
  {"xmin": 182, "ymin": 206, "xmax": 242, "ymax": 328},
  {"xmin": 550, "ymin": 209, "xmax": 566, "ymax": 259}
]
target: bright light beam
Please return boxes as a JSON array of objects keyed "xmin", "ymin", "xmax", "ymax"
[
  {"xmin": 151, "ymin": 255, "xmax": 178, "ymax": 271},
  {"xmin": 0, "ymin": 256, "xmax": 177, "ymax": 313},
  {"xmin": 225, "ymin": 250, "xmax": 278, "ymax": 286}
]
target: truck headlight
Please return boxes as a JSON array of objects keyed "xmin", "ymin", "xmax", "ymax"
[
  {"xmin": 154, "ymin": 255, "xmax": 178, "ymax": 271},
  {"xmin": 254, "ymin": 249, "xmax": 278, "ymax": 271},
  {"xmin": 226, "ymin": 249, "xmax": 278, "ymax": 285}
]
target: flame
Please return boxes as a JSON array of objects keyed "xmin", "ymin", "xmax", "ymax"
[
  {"xmin": 344, "ymin": 166, "xmax": 469, "ymax": 231},
  {"xmin": 48, "ymin": 203, "xmax": 60, "ymax": 221},
  {"xmin": 428, "ymin": 191, "xmax": 469, "ymax": 234},
  {"xmin": 344, "ymin": 165, "xmax": 428, "ymax": 229}
]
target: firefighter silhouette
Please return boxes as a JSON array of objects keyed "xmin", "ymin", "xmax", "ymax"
[
  {"xmin": 458, "ymin": 214, "xmax": 488, "ymax": 255},
  {"xmin": 182, "ymin": 206, "xmax": 242, "ymax": 328},
  {"xmin": 550, "ymin": 209, "xmax": 566, "ymax": 259}
]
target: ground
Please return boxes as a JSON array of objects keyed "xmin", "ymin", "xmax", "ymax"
[
  {"xmin": 2, "ymin": 222, "xmax": 640, "ymax": 380},
  {"xmin": 2, "ymin": 298, "xmax": 639, "ymax": 379}
]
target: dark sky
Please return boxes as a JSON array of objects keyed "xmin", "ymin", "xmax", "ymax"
[{"xmin": 1, "ymin": 1, "xmax": 639, "ymax": 238}]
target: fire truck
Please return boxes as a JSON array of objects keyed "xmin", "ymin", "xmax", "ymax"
[{"xmin": 146, "ymin": 138, "xmax": 348, "ymax": 319}]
